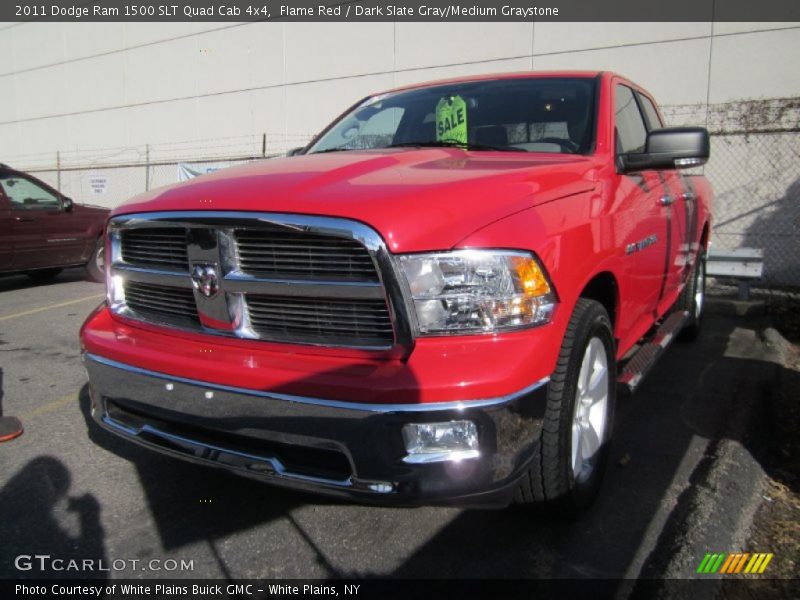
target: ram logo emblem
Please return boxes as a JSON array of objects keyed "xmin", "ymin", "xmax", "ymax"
[{"xmin": 191, "ymin": 264, "xmax": 220, "ymax": 298}]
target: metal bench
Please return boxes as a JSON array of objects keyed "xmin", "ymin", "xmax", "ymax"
[{"xmin": 706, "ymin": 248, "xmax": 764, "ymax": 300}]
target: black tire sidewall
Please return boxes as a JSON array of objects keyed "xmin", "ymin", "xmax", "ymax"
[
  {"xmin": 551, "ymin": 301, "xmax": 617, "ymax": 511},
  {"xmin": 85, "ymin": 237, "xmax": 105, "ymax": 283}
]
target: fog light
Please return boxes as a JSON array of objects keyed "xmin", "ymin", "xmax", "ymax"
[{"xmin": 402, "ymin": 420, "xmax": 479, "ymax": 464}]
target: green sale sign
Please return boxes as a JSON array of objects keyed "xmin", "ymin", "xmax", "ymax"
[{"xmin": 435, "ymin": 95, "xmax": 468, "ymax": 144}]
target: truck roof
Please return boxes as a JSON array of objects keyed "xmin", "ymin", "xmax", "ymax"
[{"xmin": 381, "ymin": 70, "xmax": 606, "ymax": 95}]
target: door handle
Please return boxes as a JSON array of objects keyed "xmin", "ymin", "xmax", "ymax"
[
  {"xmin": 15, "ymin": 216, "xmax": 34, "ymax": 222},
  {"xmin": 659, "ymin": 195, "xmax": 675, "ymax": 206}
]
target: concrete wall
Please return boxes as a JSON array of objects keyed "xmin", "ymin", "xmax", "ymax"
[{"xmin": 1, "ymin": 21, "xmax": 799, "ymax": 166}]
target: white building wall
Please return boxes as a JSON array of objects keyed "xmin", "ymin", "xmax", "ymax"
[{"xmin": 1, "ymin": 21, "xmax": 799, "ymax": 167}]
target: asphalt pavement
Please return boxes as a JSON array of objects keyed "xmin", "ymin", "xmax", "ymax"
[{"xmin": 0, "ymin": 269, "xmax": 784, "ymax": 584}]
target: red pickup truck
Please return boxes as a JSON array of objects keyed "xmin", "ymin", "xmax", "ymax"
[{"xmin": 80, "ymin": 71, "xmax": 712, "ymax": 510}]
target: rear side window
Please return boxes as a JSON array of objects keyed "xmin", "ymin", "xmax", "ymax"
[
  {"xmin": 615, "ymin": 84, "xmax": 647, "ymax": 154},
  {"xmin": 637, "ymin": 93, "xmax": 664, "ymax": 130}
]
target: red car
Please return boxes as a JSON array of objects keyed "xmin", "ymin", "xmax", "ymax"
[
  {"xmin": 0, "ymin": 164, "xmax": 107, "ymax": 283},
  {"xmin": 80, "ymin": 71, "xmax": 712, "ymax": 510}
]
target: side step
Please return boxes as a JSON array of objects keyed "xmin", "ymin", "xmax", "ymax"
[{"xmin": 618, "ymin": 311, "xmax": 689, "ymax": 394}]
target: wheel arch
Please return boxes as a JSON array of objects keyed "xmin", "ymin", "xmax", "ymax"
[{"xmin": 577, "ymin": 271, "xmax": 619, "ymax": 333}]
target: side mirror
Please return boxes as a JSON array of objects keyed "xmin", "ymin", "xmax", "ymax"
[
  {"xmin": 621, "ymin": 127, "xmax": 710, "ymax": 172},
  {"xmin": 62, "ymin": 197, "xmax": 73, "ymax": 212},
  {"xmin": 286, "ymin": 147, "xmax": 305, "ymax": 157}
]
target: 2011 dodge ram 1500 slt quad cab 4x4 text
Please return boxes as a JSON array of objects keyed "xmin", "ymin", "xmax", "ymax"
[{"xmin": 80, "ymin": 71, "xmax": 713, "ymax": 510}]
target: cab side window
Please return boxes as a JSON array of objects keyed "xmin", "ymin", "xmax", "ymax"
[
  {"xmin": 615, "ymin": 84, "xmax": 648, "ymax": 154},
  {"xmin": 0, "ymin": 174, "xmax": 61, "ymax": 210}
]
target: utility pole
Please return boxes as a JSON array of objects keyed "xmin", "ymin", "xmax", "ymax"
[{"xmin": 145, "ymin": 144, "xmax": 150, "ymax": 191}]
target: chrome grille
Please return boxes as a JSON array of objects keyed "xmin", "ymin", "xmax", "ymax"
[
  {"xmin": 108, "ymin": 212, "xmax": 409, "ymax": 350},
  {"xmin": 246, "ymin": 295, "xmax": 394, "ymax": 346},
  {"xmin": 120, "ymin": 228, "xmax": 188, "ymax": 270},
  {"xmin": 123, "ymin": 281, "xmax": 200, "ymax": 325},
  {"xmin": 234, "ymin": 230, "xmax": 378, "ymax": 281}
]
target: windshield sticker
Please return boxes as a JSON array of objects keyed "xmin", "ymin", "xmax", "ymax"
[{"xmin": 436, "ymin": 95, "xmax": 467, "ymax": 144}]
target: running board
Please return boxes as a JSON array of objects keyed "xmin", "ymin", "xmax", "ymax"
[{"xmin": 618, "ymin": 311, "xmax": 689, "ymax": 394}]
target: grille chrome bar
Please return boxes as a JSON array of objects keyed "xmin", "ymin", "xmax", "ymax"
[
  {"xmin": 223, "ymin": 273, "xmax": 385, "ymax": 299},
  {"xmin": 107, "ymin": 212, "xmax": 415, "ymax": 352},
  {"xmin": 113, "ymin": 264, "xmax": 194, "ymax": 288}
]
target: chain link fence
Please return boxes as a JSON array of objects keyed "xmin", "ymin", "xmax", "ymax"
[
  {"xmin": 706, "ymin": 131, "xmax": 800, "ymax": 290},
  {"xmin": 19, "ymin": 133, "xmax": 313, "ymax": 210},
  {"xmin": 11, "ymin": 105, "xmax": 800, "ymax": 292}
]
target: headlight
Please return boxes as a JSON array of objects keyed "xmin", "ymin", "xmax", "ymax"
[
  {"xmin": 398, "ymin": 250, "xmax": 557, "ymax": 335},
  {"xmin": 105, "ymin": 230, "xmax": 125, "ymax": 310}
]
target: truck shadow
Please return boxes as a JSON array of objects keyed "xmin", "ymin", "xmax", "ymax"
[
  {"xmin": 0, "ymin": 268, "xmax": 91, "ymax": 293},
  {"xmin": 739, "ymin": 174, "xmax": 800, "ymax": 287}
]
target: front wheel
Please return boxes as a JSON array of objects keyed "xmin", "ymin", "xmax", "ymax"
[
  {"xmin": 515, "ymin": 298, "xmax": 617, "ymax": 513},
  {"xmin": 85, "ymin": 237, "xmax": 105, "ymax": 283}
]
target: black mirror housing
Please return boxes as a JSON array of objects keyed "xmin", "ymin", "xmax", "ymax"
[
  {"xmin": 286, "ymin": 147, "xmax": 305, "ymax": 157},
  {"xmin": 622, "ymin": 127, "xmax": 710, "ymax": 172},
  {"xmin": 62, "ymin": 197, "xmax": 74, "ymax": 212}
]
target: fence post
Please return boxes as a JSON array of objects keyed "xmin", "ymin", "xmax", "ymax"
[
  {"xmin": 56, "ymin": 151, "xmax": 61, "ymax": 192},
  {"xmin": 145, "ymin": 144, "xmax": 150, "ymax": 191},
  {"xmin": 262, "ymin": 133, "xmax": 266, "ymax": 157}
]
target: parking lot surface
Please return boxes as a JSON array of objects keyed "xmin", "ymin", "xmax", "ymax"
[{"xmin": 0, "ymin": 270, "xmax": 780, "ymax": 581}]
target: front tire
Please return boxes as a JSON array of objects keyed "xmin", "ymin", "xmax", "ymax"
[
  {"xmin": 85, "ymin": 237, "xmax": 105, "ymax": 283},
  {"xmin": 515, "ymin": 298, "xmax": 616, "ymax": 513}
]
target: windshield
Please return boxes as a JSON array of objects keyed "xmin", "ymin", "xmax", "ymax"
[{"xmin": 306, "ymin": 77, "xmax": 597, "ymax": 155}]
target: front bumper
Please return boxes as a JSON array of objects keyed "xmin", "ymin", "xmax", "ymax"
[{"xmin": 84, "ymin": 353, "xmax": 549, "ymax": 506}]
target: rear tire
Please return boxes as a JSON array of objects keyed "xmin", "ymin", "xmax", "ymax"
[
  {"xmin": 515, "ymin": 298, "xmax": 616, "ymax": 513},
  {"xmin": 85, "ymin": 237, "xmax": 105, "ymax": 283},
  {"xmin": 676, "ymin": 248, "xmax": 706, "ymax": 341},
  {"xmin": 27, "ymin": 268, "xmax": 62, "ymax": 284}
]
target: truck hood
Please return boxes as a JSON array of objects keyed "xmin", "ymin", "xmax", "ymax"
[{"xmin": 114, "ymin": 148, "xmax": 597, "ymax": 252}]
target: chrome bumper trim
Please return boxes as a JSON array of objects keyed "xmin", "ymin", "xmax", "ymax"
[{"xmin": 84, "ymin": 353, "xmax": 549, "ymax": 413}]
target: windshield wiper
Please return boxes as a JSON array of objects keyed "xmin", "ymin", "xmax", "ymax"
[
  {"xmin": 385, "ymin": 140, "xmax": 525, "ymax": 152},
  {"xmin": 308, "ymin": 147, "xmax": 355, "ymax": 154}
]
